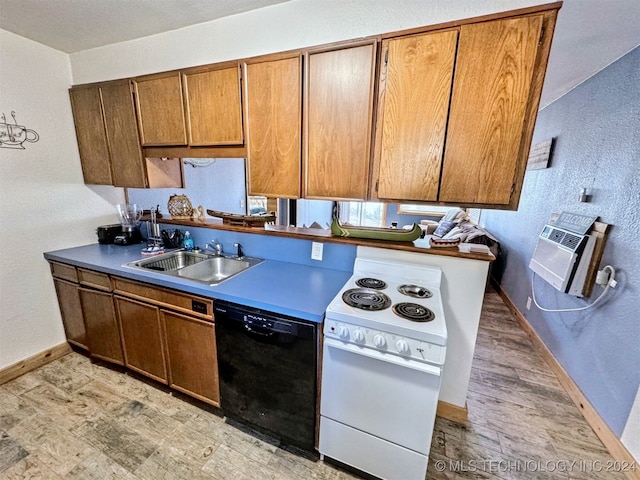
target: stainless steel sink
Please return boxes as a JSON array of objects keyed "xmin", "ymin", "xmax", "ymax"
[
  {"xmin": 124, "ymin": 250, "xmax": 263, "ymax": 285},
  {"xmin": 177, "ymin": 256, "xmax": 262, "ymax": 284},
  {"xmin": 127, "ymin": 250, "xmax": 212, "ymax": 271}
]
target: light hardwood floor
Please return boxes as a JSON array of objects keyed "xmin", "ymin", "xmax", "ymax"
[{"xmin": 0, "ymin": 289, "xmax": 627, "ymax": 479}]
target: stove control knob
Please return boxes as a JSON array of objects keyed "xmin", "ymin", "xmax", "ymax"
[
  {"xmin": 395, "ymin": 339, "xmax": 410, "ymax": 355},
  {"xmin": 352, "ymin": 329, "xmax": 365, "ymax": 343},
  {"xmin": 373, "ymin": 334, "xmax": 387, "ymax": 349},
  {"xmin": 337, "ymin": 325, "xmax": 349, "ymax": 340}
]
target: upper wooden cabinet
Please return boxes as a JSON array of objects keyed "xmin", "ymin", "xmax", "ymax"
[
  {"xmin": 372, "ymin": 30, "xmax": 458, "ymax": 202},
  {"xmin": 134, "ymin": 65, "xmax": 244, "ymax": 148},
  {"xmin": 69, "ymin": 81, "xmax": 147, "ymax": 187},
  {"xmin": 243, "ymin": 54, "xmax": 302, "ymax": 198},
  {"xmin": 133, "ymin": 73, "xmax": 187, "ymax": 146},
  {"xmin": 69, "ymin": 86, "xmax": 112, "ymax": 185},
  {"xmin": 304, "ymin": 42, "xmax": 377, "ymax": 201},
  {"xmin": 373, "ymin": 10, "xmax": 557, "ymax": 208},
  {"xmin": 100, "ymin": 82, "xmax": 147, "ymax": 187},
  {"xmin": 183, "ymin": 65, "xmax": 243, "ymax": 146},
  {"xmin": 69, "ymin": 4, "xmax": 559, "ymax": 208},
  {"xmin": 439, "ymin": 14, "xmax": 548, "ymax": 207},
  {"xmin": 69, "ymin": 81, "xmax": 183, "ymax": 188}
]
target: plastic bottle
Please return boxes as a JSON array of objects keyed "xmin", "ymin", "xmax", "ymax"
[{"xmin": 183, "ymin": 231, "xmax": 194, "ymax": 251}]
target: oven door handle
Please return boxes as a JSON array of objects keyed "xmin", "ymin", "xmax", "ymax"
[{"xmin": 324, "ymin": 338, "xmax": 441, "ymax": 376}]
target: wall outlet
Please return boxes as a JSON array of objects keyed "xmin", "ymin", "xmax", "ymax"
[
  {"xmin": 311, "ymin": 242, "xmax": 323, "ymax": 261},
  {"xmin": 526, "ymin": 296, "xmax": 532, "ymax": 310}
]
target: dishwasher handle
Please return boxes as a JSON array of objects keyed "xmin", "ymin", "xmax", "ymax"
[
  {"xmin": 214, "ymin": 301, "xmax": 316, "ymax": 339},
  {"xmin": 244, "ymin": 322, "xmax": 275, "ymax": 337}
]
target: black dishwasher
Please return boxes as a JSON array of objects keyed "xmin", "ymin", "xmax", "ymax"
[{"xmin": 214, "ymin": 300, "xmax": 318, "ymax": 450}]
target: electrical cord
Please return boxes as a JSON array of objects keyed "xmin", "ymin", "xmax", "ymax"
[{"xmin": 531, "ymin": 265, "xmax": 616, "ymax": 312}]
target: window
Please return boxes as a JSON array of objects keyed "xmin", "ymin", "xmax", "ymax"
[
  {"xmin": 338, "ymin": 202, "xmax": 482, "ymax": 228},
  {"xmin": 398, "ymin": 204, "xmax": 481, "ymax": 224},
  {"xmin": 339, "ymin": 202, "xmax": 385, "ymax": 227},
  {"xmin": 397, "ymin": 205, "xmax": 451, "ymax": 217}
]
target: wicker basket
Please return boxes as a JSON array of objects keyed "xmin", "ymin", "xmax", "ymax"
[{"xmin": 167, "ymin": 194, "xmax": 193, "ymax": 219}]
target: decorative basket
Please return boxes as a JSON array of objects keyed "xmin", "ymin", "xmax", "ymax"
[{"xmin": 167, "ymin": 194, "xmax": 193, "ymax": 219}]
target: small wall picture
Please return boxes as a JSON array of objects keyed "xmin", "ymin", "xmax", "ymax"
[
  {"xmin": 0, "ymin": 111, "xmax": 40, "ymax": 149},
  {"xmin": 526, "ymin": 138, "xmax": 554, "ymax": 170}
]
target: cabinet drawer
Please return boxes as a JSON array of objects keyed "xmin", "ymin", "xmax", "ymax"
[
  {"xmin": 50, "ymin": 262, "xmax": 78, "ymax": 282},
  {"xmin": 78, "ymin": 268, "xmax": 111, "ymax": 291},
  {"xmin": 112, "ymin": 277, "xmax": 213, "ymax": 320}
]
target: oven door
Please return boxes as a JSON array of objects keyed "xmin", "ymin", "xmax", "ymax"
[{"xmin": 320, "ymin": 337, "xmax": 442, "ymax": 454}]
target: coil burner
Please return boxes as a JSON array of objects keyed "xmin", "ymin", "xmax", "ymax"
[
  {"xmin": 392, "ymin": 302, "xmax": 435, "ymax": 322},
  {"xmin": 342, "ymin": 288, "xmax": 392, "ymax": 311},
  {"xmin": 356, "ymin": 278, "xmax": 387, "ymax": 290},
  {"xmin": 397, "ymin": 284, "xmax": 433, "ymax": 299}
]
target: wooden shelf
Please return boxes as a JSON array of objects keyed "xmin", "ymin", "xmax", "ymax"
[{"xmin": 145, "ymin": 216, "xmax": 495, "ymax": 262}]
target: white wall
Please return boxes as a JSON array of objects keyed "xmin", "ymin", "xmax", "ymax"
[
  {"xmin": 0, "ymin": 30, "xmax": 124, "ymax": 369},
  {"xmin": 70, "ymin": 0, "xmax": 540, "ymax": 84}
]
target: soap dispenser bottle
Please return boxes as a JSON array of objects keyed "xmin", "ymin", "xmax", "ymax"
[{"xmin": 183, "ymin": 231, "xmax": 194, "ymax": 251}]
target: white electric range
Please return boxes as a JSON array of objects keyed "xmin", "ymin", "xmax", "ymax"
[{"xmin": 319, "ymin": 255, "xmax": 447, "ymax": 480}]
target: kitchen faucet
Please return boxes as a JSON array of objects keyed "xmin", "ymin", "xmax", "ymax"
[
  {"xmin": 205, "ymin": 239, "xmax": 223, "ymax": 255},
  {"xmin": 233, "ymin": 242, "xmax": 244, "ymax": 258}
]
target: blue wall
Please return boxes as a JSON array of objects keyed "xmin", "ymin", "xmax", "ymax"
[
  {"xmin": 153, "ymin": 223, "xmax": 357, "ymax": 273},
  {"xmin": 129, "ymin": 158, "xmax": 247, "ymax": 216},
  {"xmin": 482, "ymin": 47, "xmax": 639, "ymax": 436}
]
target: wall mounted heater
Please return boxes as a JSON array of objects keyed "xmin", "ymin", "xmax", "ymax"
[{"xmin": 529, "ymin": 224, "xmax": 596, "ymax": 297}]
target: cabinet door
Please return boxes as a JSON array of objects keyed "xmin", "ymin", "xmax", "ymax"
[
  {"xmin": 79, "ymin": 287, "xmax": 123, "ymax": 365},
  {"xmin": 134, "ymin": 73, "xmax": 187, "ymax": 146},
  {"xmin": 53, "ymin": 278, "xmax": 88, "ymax": 351},
  {"xmin": 439, "ymin": 15, "xmax": 544, "ymax": 205},
  {"xmin": 304, "ymin": 43, "xmax": 376, "ymax": 200},
  {"xmin": 373, "ymin": 30, "xmax": 458, "ymax": 202},
  {"xmin": 243, "ymin": 55, "xmax": 302, "ymax": 198},
  {"xmin": 183, "ymin": 66, "xmax": 243, "ymax": 146},
  {"xmin": 115, "ymin": 296, "xmax": 167, "ymax": 383},
  {"xmin": 162, "ymin": 310, "xmax": 220, "ymax": 406},
  {"xmin": 100, "ymin": 81, "xmax": 147, "ymax": 187},
  {"xmin": 69, "ymin": 87, "xmax": 112, "ymax": 184}
]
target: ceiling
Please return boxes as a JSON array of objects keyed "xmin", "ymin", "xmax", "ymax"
[
  {"xmin": 0, "ymin": 0, "xmax": 291, "ymax": 52},
  {"xmin": 1, "ymin": 0, "xmax": 638, "ymax": 107}
]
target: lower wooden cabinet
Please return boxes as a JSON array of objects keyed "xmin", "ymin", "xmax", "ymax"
[
  {"xmin": 112, "ymin": 277, "xmax": 219, "ymax": 405},
  {"xmin": 52, "ymin": 278, "xmax": 88, "ymax": 351},
  {"xmin": 115, "ymin": 296, "xmax": 168, "ymax": 383},
  {"xmin": 162, "ymin": 310, "xmax": 220, "ymax": 406},
  {"xmin": 79, "ymin": 287, "xmax": 124, "ymax": 365},
  {"xmin": 49, "ymin": 264, "xmax": 220, "ymax": 407}
]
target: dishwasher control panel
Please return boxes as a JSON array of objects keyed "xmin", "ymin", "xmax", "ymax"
[{"xmin": 324, "ymin": 320, "xmax": 445, "ymax": 366}]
